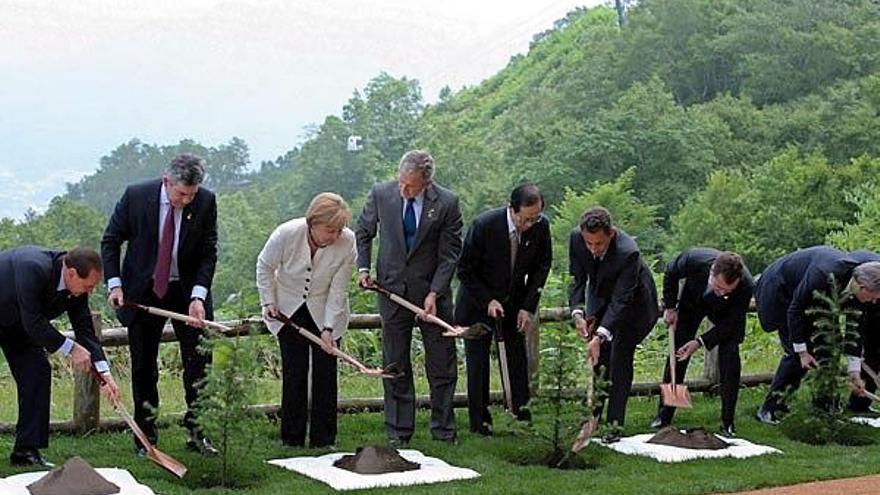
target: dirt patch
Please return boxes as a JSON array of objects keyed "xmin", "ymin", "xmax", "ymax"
[
  {"xmin": 723, "ymin": 475, "xmax": 880, "ymax": 495},
  {"xmin": 333, "ymin": 445, "xmax": 420, "ymax": 474},
  {"xmin": 27, "ymin": 456, "xmax": 119, "ymax": 495},
  {"xmin": 648, "ymin": 427, "xmax": 729, "ymax": 450}
]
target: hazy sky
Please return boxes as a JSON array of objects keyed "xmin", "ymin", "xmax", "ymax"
[{"xmin": 0, "ymin": 0, "xmax": 596, "ymax": 219}]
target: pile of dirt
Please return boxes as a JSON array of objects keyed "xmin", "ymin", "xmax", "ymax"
[
  {"xmin": 648, "ymin": 427, "xmax": 730, "ymax": 450},
  {"xmin": 27, "ymin": 456, "xmax": 119, "ymax": 495},
  {"xmin": 333, "ymin": 445, "xmax": 420, "ymax": 474}
]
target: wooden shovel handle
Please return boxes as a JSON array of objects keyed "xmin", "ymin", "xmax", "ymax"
[
  {"xmin": 124, "ymin": 302, "xmax": 232, "ymax": 332},
  {"xmin": 668, "ymin": 324, "xmax": 677, "ymax": 389},
  {"xmin": 364, "ymin": 282, "xmax": 459, "ymax": 333}
]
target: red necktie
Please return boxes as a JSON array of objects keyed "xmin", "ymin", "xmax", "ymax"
[{"xmin": 153, "ymin": 206, "xmax": 175, "ymax": 298}]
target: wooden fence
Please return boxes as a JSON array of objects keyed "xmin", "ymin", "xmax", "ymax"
[{"xmin": 0, "ymin": 308, "xmax": 772, "ymax": 434}]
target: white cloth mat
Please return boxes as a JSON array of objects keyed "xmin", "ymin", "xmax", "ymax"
[
  {"xmin": 851, "ymin": 416, "xmax": 880, "ymax": 427},
  {"xmin": 268, "ymin": 449, "xmax": 480, "ymax": 491},
  {"xmin": 0, "ymin": 467, "xmax": 155, "ymax": 495},
  {"xmin": 597, "ymin": 433, "xmax": 782, "ymax": 463}
]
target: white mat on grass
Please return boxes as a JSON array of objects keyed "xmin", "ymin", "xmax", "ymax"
[
  {"xmin": 851, "ymin": 416, "xmax": 880, "ymax": 428},
  {"xmin": 0, "ymin": 468, "xmax": 155, "ymax": 495},
  {"xmin": 268, "ymin": 449, "xmax": 480, "ymax": 491},
  {"xmin": 597, "ymin": 433, "xmax": 782, "ymax": 463}
]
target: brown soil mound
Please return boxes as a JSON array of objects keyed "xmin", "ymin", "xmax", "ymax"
[
  {"xmin": 27, "ymin": 456, "xmax": 120, "ymax": 495},
  {"xmin": 333, "ymin": 445, "xmax": 420, "ymax": 474},
  {"xmin": 648, "ymin": 426, "xmax": 730, "ymax": 450}
]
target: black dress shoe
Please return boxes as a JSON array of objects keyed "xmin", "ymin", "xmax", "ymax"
[
  {"xmin": 755, "ymin": 408, "xmax": 779, "ymax": 425},
  {"xmin": 471, "ymin": 423, "xmax": 493, "ymax": 437},
  {"xmin": 135, "ymin": 446, "xmax": 148, "ymax": 458},
  {"xmin": 515, "ymin": 407, "xmax": 532, "ymax": 423},
  {"xmin": 186, "ymin": 435, "xmax": 219, "ymax": 456},
  {"xmin": 720, "ymin": 424, "xmax": 737, "ymax": 439},
  {"xmin": 10, "ymin": 449, "xmax": 54, "ymax": 468},
  {"xmin": 650, "ymin": 416, "xmax": 669, "ymax": 429}
]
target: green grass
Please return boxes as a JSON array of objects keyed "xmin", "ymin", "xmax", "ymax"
[{"xmin": 2, "ymin": 388, "xmax": 880, "ymax": 494}]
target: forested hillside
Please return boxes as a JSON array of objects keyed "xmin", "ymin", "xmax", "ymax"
[{"xmin": 3, "ymin": 0, "xmax": 880, "ymax": 318}]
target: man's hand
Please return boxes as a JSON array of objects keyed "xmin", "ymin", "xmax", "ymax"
[
  {"xmin": 487, "ymin": 300, "xmax": 504, "ymax": 319},
  {"xmin": 422, "ymin": 291, "xmax": 438, "ymax": 318},
  {"xmin": 850, "ymin": 372, "xmax": 867, "ymax": 397},
  {"xmin": 676, "ymin": 340, "xmax": 701, "ymax": 361},
  {"xmin": 99, "ymin": 372, "xmax": 121, "ymax": 406},
  {"xmin": 799, "ymin": 350, "xmax": 818, "ymax": 370},
  {"xmin": 517, "ymin": 309, "xmax": 532, "ymax": 333},
  {"xmin": 69, "ymin": 343, "xmax": 91, "ymax": 373},
  {"xmin": 262, "ymin": 303, "xmax": 278, "ymax": 321},
  {"xmin": 575, "ymin": 315, "xmax": 598, "ymax": 340},
  {"xmin": 664, "ymin": 308, "xmax": 678, "ymax": 328},
  {"xmin": 587, "ymin": 335, "xmax": 603, "ymax": 367},
  {"xmin": 188, "ymin": 298, "xmax": 206, "ymax": 328},
  {"xmin": 107, "ymin": 287, "xmax": 124, "ymax": 309},
  {"xmin": 320, "ymin": 330, "xmax": 337, "ymax": 354},
  {"xmin": 358, "ymin": 271, "xmax": 374, "ymax": 289}
]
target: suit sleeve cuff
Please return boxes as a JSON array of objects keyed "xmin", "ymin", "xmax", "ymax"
[
  {"xmin": 571, "ymin": 309, "xmax": 584, "ymax": 320},
  {"xmin": 358, "ymin": 268, "xmax": 370, "ymax": 274},
  {"xmin": 56, "ymin": 338, "xmax": 74, "ymax": 356},
  {"xmin": 793, "ymin": 342, "xmax": 808, "ymax": 353},
  {"xmin": 697, "ymin": 336, "xmax": 706, "ymax": 348},
  {"xmin": 107, "ymin": 277, "xmax": 122, "ymax": 291},
  {"xmin": 847, "ymin": 356, "xmax": 863, "ymax": 374},
  {"xmin": 94, "ymin": 360, "xmax": 110, "ymax": 373},
  {"xmin": 597, "ymin": 326, "xmax": 613, "ymax": 342},
  {"xmin": 191, "ymin": 285, "xmax": 208, "ymax": 300}
]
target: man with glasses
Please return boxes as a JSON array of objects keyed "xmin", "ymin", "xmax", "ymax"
[
  {"xmin": 755, "ymin": 246, "xmax": 880, "ymax": 424},
  {"xmin": 569, "ymin": 206, "xmax": 658, "ymax": 441},
  {"xmin": 455, "ymin": 184, "xmax": 552, "ymax": 435},
  {"xmin": 651, "ymin": 249, "xmax": 753, "ymax": 437}
]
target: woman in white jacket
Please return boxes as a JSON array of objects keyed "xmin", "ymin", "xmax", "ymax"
[{"xmin": 256, "ymin": 192, "xmax": 357, "ymax": 448}]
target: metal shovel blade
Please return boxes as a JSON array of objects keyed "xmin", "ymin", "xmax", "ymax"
[
  {"xmin": 660, "ymin": 383, "xmax": 693, "ymax": 409},
  {"xmin": 571, "ymin": 416, "xmax": 600, "ymax": 453},
  {"xmin": 442, "ymin": 322, "xmax": 490, "ymax": 339}
]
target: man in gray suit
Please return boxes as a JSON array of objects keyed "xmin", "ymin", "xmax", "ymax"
[{"xmin": 356, "ymin": 150, "xmax": 463, "ymax": 444}]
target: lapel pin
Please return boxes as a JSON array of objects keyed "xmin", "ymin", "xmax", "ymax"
[
  {"xmin": 426, "ymin": 208, "xmax": 436, "ymax": 220},
  {"xmin": 187, "ymin": 212, "xmax": 192, "ymax": 220}
]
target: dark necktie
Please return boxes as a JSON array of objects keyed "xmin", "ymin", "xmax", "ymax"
[
  {"xmin": 509, "ymin": 230, "xmax": 519, "ymax": 274},
  {"xmin": 153, "ymin": 206, "xmax": 175, "ymax": 298},
  {"xmin": 404, "ymin": 198, "xmax": 417, "ymax": 252}
]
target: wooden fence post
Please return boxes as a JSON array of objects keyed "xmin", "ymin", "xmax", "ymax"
[
  {"xmin": 702, "ymin": 345, "xmax": 720, "ymax": 385},
  {"xmin": 73, "ymin": 313, "xmax": 102, "ymax": 433}
]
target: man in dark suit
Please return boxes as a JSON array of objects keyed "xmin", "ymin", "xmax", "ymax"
[
  {"xmin": 101, "ymin": 153, "xmax": 218, "ymax": 455},
  {"xmin": 849, "ymin": 301, "xmax": 880, "ymax": 413},
  {"xmin": 455, "ymin": 184, "xmax": 552, "ymax": 435},
  {"xmin": 569, "ymin": 207, "xmax": 658, "ymax": 441},
  {"xmin": 651, "ymin": 249, "xmax": 753, "ymax": 437},
  {"xmin": 0, "ymin": 246, "xmax": 119, "ymax": 466},
  {"xmin": 356, "ymin": 150, "xmax": 463, "ymax": 444},
  {"xmin": 755, "ymin": 246, "xmax": 880, "ymax": 424}
]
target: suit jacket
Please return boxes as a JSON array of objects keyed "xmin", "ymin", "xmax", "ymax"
[
  {"xmin": 568, "ymin": 228, "xmax": 658, "ymax": 346},
  {"xmin": 101, "ymin": 178, "xmax": 218, "ymax": 325},
  {"xmin": 662, "ymin": 248, "xmax": 754, "ymax": 349},
  {"xmin": 0, "ymin": 246, "xmax": 107, "ymax": 362},
  {"xmin": 355, "ymin": 180, "xmax": 463, "ymax": 312},
  {"xmin": 455, "ymin": 207, "xmax": 551, "ymax": 325},
  {"xmin": 755, "ymin": 246, "xmax": 880, "ymax": 348},
  {"xmin": 256, "ymin": 218, "xmax": 356, "ymax": 338}
]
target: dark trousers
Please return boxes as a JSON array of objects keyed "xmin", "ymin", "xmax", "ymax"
[
  {"xmin": 465, "ymin": 314, "xmax": 530, "ymax": 431},
  {"xmin": 379, "ymin": 295, "xmax": 457, "ymax": 441},
  {"xmin": 761, "ymin": 326, "xmax": 807, "ymax": 413},
  {"xmin": 594, "ymin": 338, "xmax": 638, "ymax": 426},
  {"xmin": 656, "ymin": 311, "xmax": 741, "ymax": 426},
  {"xmin": 0, "ymin": 334, "xmax": 51, "ymax": 451},
  {"xmin": 849, "ymin": 334, "xmax": 879, "ymax": 412},
  {"xmin": 278, "ymin": 304, "xmax": 338, "ymax": 447},
  {"xmin": 128, "ymin": 281, "xmax": 210, "ymax": 446}
]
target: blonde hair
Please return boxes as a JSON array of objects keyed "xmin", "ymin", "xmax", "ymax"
[{"xmin": 306, "ymin": 192, "xmax": 352, "ymax": 229}]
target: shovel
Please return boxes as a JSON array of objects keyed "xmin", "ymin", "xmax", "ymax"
[
  {"xmin": 494, "ymin": 317, "xmax": 515, "ymax": 415},
  {"xmin": 362, "ymin": 281, "xmax": 489, "ymax": 339},
  {"xmin": 269, "ymin": 310, "xmax": 404, "ymax": 380},
  {"xmin": 92, "ymin": 369, "xmax": 187, "ymax": 478},
  {"xmin": 557, "ymin": 347, "xmax": 600, "ymax": 467},
  {"xmin": 862, "ymin": 362, "xmax": 880, "ymax": 390},
  {"xmin": 660, "ymin": 324, "xmax": 692, "ymax": 409},
  {"xmin": 126, "ymin": 303, "xmax": 401, "ymax": 380}
]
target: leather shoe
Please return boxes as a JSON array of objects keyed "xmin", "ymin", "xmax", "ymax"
[
  {"xmin": 10, "ymin": 449, "xmax": 54, "ymax": 468},
  {"xmin": 755, "ymin": 408, "xmax": 779, "ymax": 425},
  {"xmin": 135, "ymin": 446, "xmax": 148, "ymax": 458},
  {"xmin": 515, "ymin": 407, "xmax": 532, "ymax": 423},
  {"xmin": 472, "ymin": 424, "xmax": 493, "ymax": 437},
  {"xmin": 186, "ymin": 435, "xmax": 219, "ymax": 456},
  {"xmin": 720, "ymin": 424, "xmax": 737, "ymax": 439},
  {"xmin": 650, "ymin": 416, "xmax": 669, "ymax": 429},
  {"xmin": 388, "ymin": 437, "xmax": 411, "ymax": 448}
]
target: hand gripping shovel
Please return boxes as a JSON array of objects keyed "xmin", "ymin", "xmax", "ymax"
[
  {"xmin": 126, "ymin": 302, "xmax": 402, "ymax": 379},
  {"xmin": 92, "ymin": 369, "xmax": 187, "ymax": 478},
  {"xmin": 362, "ymin": 281, "xmax": 489, "ymax": 339},
  {"xmin": 494, "ymin": 317, "xmax": 515, "ymax": 415},
  {"xmin": 569, "ymin": 348, "xmax": 600, "ymax": 454},
  {"xmin": 269, "ymin": 310, "xmax": 404, "ymax": 380},
  {"xmin": 660, "ymin": 324, "xmax": 692, "ymax": 409}
]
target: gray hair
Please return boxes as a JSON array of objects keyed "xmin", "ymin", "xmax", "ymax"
[
  {"xmin": 398, "ymin": 150, "xmax": 434, "ymax": 181},
  {"xmin": 166, "ymin": 153, "xmax": 206, "ymax": 186},
  {"xmin": 853, "ymin": 261, "xmax": 880, "ymax": 292}
]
